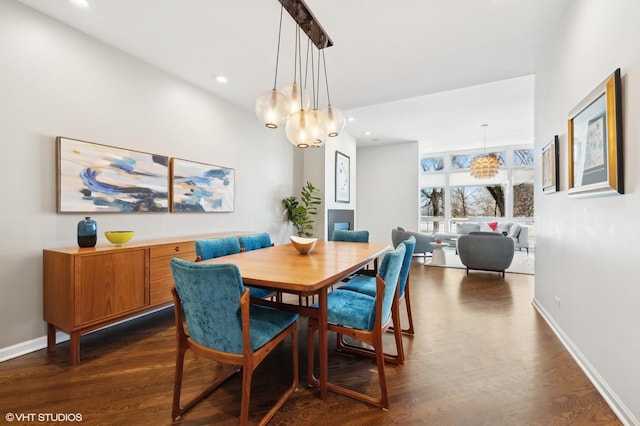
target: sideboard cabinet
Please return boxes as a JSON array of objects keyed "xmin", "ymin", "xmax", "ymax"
[{"xmin": 43, "ymin": 232, "xmax": 238, "ymax": 364}]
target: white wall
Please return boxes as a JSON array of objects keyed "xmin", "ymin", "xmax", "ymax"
[
  {"xmin": 357, "ymin": 142, "xmax": 419, "ymax": 245},
  {"xmin": 533, "ymin": 0, "xmax": 640, "ymax": 423},
  {"xmin": 0, "ymin": 2, "xmax": 295, "ymax": 352}
]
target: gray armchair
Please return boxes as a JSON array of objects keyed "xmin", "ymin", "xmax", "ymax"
[
  {"xmin": 457, "ymin": 232, "xmax": 514, "ymax": 277},
  {"xmin": 391, "ymin": 227, "xmax": 435, "ymax": 262}
]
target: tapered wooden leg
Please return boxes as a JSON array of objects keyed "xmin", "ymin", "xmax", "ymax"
[
  {"xmin": 47, "ymin": 323, "xmax": 56, "ymax": 353},
  {"xmin": 318, "ymin": 289, "xmax": 328, "ymax": 400},
  {"xmin": 69, "ymin": 331, "xmax": 80, "ymax": 365}
]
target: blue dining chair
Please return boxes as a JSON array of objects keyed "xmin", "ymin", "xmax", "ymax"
[
  {"xmin": 331, "ymin": 229, "xmax": 377, "ymax": 277},
  {"xmin": 169, "ymin": 258, "xmax": 298, "ymax": 423},
  {"xmin": 195, "ymin": 236, "xmax": 275, "ymax": 300},
  {"xmin": 340, "ymin": 236, "xmax": 417, "ymax": 341},
  {"xmin": 307, "ymin": 243, "xmax": 406, "ymax": 409},
  {"xmin": 238, "ymin": 232, "xmax": 274, "ymax": 252},
  {"xmin": 332, "ymin": 229, "xmax": 369, "ymax": 243}
]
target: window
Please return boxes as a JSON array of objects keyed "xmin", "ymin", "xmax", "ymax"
[
  {"xmin": 418, "ymin": 145, "xmax": 534, "ymax": 235},
  {"xmin": 513, "ymin": 149, "xmax": 534, "ymax": 167},
  {"xmin": 420, "ymin": 157, "xmax": 445, "ymax": 172},
  {"xmin": 450, "ymin": 185, "xmax": 506, "ymax": 218}
]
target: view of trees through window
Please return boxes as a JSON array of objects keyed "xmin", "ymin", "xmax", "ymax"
[
  {"xmin": 451, "ymin": 185, "xmax": 505, "ymax": 217},
  {"xmin": 419, "ymin": 148, "xmax": 534, "ymax": 233}
]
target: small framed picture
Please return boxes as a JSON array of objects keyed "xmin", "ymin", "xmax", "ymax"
[
  {"xmin": 542, "ymin": 136, "xmax": 559, "ymax": 193},
  {"xmin": 335, "ymin": 151, "xmax": 350, "ymax": 203}
]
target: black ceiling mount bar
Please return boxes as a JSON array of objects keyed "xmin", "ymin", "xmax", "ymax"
[{"xmin": 278, "ymin": 0, "xmax": 334, "ymax": 49}]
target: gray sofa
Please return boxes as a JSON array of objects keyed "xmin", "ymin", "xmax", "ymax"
[
  {"xmin": 392, "ymin": 227, "xmax": 435, "ymax": 261},
  {"xmin": 457, "ymin": 232, "xmax": 515, "ymax": 276},
  {"xmin": 434, "ymin": 221, "xmax": 529, "ymax": 254}
]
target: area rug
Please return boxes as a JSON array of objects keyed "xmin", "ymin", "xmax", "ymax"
[{"xmin": 424, "ymin": 248, "xmax": 534, "ymax": 275}]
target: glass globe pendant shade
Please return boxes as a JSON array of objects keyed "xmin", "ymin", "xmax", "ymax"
[
  {"xmin": 255, "ymin": 89, "xmax": 290, "ymax": 129},
  {"xmin": 309, "ymin": 108, "xmax": 329, "ymax": 147},
  {"xmin": 285, "ymin": 110, "xmax": 320, "ymax": 148},
  {"xmin": 323, "ymin": 105, "xmax": 346, "ymax": 137},
  {"xmin": 281, "ymin": 82, "xmax": 311, "ymax": 115},
  {"xmin": 469, "ymin": 154, "xmax": 500, "ymax": 179}
]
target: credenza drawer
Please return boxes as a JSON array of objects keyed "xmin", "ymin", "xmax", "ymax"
[{"xmin": 149, "ymin": 242, "xmax": 195, "ymax": 258}]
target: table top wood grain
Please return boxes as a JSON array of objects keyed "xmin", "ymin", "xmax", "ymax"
[{"xmin": 201, "ymin": 240, "xmax": 390, "ymax": 294}]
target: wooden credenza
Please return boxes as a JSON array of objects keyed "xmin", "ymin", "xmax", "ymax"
[{"xmin": 43, "ymin": 232, "xmax": 240, "ymax": 364}]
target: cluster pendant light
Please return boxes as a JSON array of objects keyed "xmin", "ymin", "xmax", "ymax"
[
  {"xmin": 470, "ymin": 124, "xmax": 500, "ymax": 179},
  {"xmin": 255, "ymin": 0, "xmax": 345, "ymax": 148}
]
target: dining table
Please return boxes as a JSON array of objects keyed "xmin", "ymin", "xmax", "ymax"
[{"xmin": 200, "ymin": 239, "xmax": 390, "ymax": 400}]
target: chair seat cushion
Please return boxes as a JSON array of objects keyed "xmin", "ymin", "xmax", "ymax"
[
  {"xmin": 247, "ymin": 286, "xmax": 274, "ymax": 299},
  {"xmin": 247, "ymin": 305, "xmax": 298, "ymax": 351},
  {"xmin": 313, "ymin": 289, "xmax": 376, "ymax": 331},
  {"xmin": 338, "ymin": 275, "xmax": 377, "ymax": 297}
]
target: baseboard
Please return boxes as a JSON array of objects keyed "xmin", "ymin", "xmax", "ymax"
[
  {"xmin": 532, "ymin": 299, "xmax": 638, "ymax": 426},
  {"xmin": 0, "ymin": 306, "xmax": 172, "ymax": 363},
  {"xmin": 0, "ymin": 331, "xmax": 69, "ymax": 363}
]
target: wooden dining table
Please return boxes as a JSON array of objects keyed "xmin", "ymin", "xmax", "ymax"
[{"xmin": 200, "ymin": 239, "xmax": 390, "ymax": 400}]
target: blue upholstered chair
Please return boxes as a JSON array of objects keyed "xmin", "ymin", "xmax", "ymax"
[
  {"xmin": 339, "ymin": 236, "xmax": 417, "ymax": 336},
  {"xmin": 307, "ymin": 243, "xmax": 406, "ymax": 409},
  {"xmin": 238, "ymin": 232, "xmax": 274, "ymax": 252},
  {"xmin": 195, "ymin": 236, "xmax": 274, "ymax": 300},
  {"xmin": 331, "ymin": 229, "xmax": 377, "ymax": 275},
  {"xmin": 332, "ymin": 229, "xmax": 369, "ymax": 243},
  {"xmin": 169, "ymin": 259, "xmax": 298, "ymax": 423}
]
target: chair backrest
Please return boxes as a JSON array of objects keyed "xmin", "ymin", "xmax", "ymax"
[
  {"xmin": 368, "ymin": 243, "xmax": 405, "ymax": 329},
  {"xmin": 397, "ymin": 236, "xmax": 416, "ymax": 298},
  {"xmin": 238, "ymin": 232, "xmax": 273, "ymax": 252},
  {"xmin": 170, "ymin": 258, "xmax": 245, "ymax": 353},
  {"xmin": 195, "ymin": 236, "xmax": 241, "ymax": 261},
  {"xmin": 332, "ymin": 229, "xmax": 369, "ymax": 243}
]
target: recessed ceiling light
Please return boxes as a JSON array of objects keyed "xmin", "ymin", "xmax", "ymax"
[
  {"xmin": 347, "ymin": 116, "xmax": 355, "ymax": 122},
  {"xmin": 364, "ymin": 131, "xmax": 371, "ymax": 136},
  {"xmin": 213, "ymin": 75, "xmax": 228, "ymax": 84},
  {"xmin": 69, "ymin": 0, "xmax": 89, "ymax": 8}
]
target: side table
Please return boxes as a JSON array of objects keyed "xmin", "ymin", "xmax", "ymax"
[{"xmin": 429, "ymin": 242, "xmax": 449, "ymax": 265}]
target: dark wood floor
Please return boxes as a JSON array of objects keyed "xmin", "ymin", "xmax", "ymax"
[{"xmin": 0, "ymin": 264, "xmax": 621, "ymax": 425}]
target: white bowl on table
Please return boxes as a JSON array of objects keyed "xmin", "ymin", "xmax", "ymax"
[{"xmin": 290, "ymin": 236, "xmax": 318, "ymax": 255}]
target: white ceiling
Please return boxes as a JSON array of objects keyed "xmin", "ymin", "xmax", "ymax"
[{"xmin": 17, "ymin": 0, "xmax": 571, "ymax": 151}]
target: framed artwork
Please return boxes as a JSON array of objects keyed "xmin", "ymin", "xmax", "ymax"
[
  {"xmin": 56, "ymin": 137, "xmax": 169, "ymax": 213},
  {"xmin": 335, "ymin": 151, "xmax": 350, "ymax": 203},
  {"xmin": 542, "ymin": 135, "xmax": 559, "ymax": 193},
  {"xmin": 568, "ymin": 68, "xmax": 623, "ymax": 198},
  {"xmin": 170, "ymin": 158, "xmax": 235, "ymax": 212}
]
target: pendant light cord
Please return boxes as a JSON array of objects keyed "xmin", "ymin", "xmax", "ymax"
[
  {"xmin": 272, "ymin": 5, "xmax": 284, "ymax": 90},
  {"xmin": 322, "ymin": 49, "xmax": 332, "ymax": 106}
]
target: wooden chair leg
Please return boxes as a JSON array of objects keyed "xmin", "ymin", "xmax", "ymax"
[
  {"xmin": 402, "ymin": 283, "xmax": 415, "ymax": 335},
  {"xmin": 171, "ymin": 345, "xmax": 187, "ymax": 420},
  {"xmin": 373, "ymin": 332, "xmax": 389, "ymax": 409},
  {"xmin": 307, "ymin": 319, "xmax": 319, "ymax": 387},
  {"xmin": 240, "ymin": 366, "xmax": 253, "ymax": 425}
]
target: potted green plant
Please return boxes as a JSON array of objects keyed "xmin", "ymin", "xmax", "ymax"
[{"xmin": 283, "ymin": 181, "xmax": 321, "ymax": 237}]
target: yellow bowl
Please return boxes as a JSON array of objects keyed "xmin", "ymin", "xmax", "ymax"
[
  {"xmin": 290, "ymin": 236, "xmax": 318, "ymax": 255},
  {"xmin": 104, "ymin": 231, "xmax": 135, "ymax": 246}
]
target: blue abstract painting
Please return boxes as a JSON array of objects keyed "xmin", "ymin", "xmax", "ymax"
[
  {"xmin": 171, "ymin": 158, "xmax": 235, "ymax": 212},
  {"xmin": 57, "ymin": 137, "xmax": 169, "ymax": 213}
]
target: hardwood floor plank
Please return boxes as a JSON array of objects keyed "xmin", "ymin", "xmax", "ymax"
[{"xmin": 0, "ymin": 264, "xmax": 622, "ymax": 425}]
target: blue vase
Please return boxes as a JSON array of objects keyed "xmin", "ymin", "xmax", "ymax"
[{"xmin": 77, "ymin": 217, "xmax": 97, "ymax": 248}]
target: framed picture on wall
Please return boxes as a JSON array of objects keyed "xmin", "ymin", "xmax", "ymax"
[
  {"xmin": 56, "ymin": 137, "xmax": 169, "ymax": 213},
  {"xmin": 335, "ymin": 151, "xmax": 350, "ymax": 203},
  {"xmin": 170, "ymin": 158, "xmax": 235, "ymax": 212},
  {"xmin": 568, "ymin": 68, "xmax": 623, "ymax": 198},
  {"xmin": 542, "ymin": 135, "xmax": 559, "ymax": 193}
]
